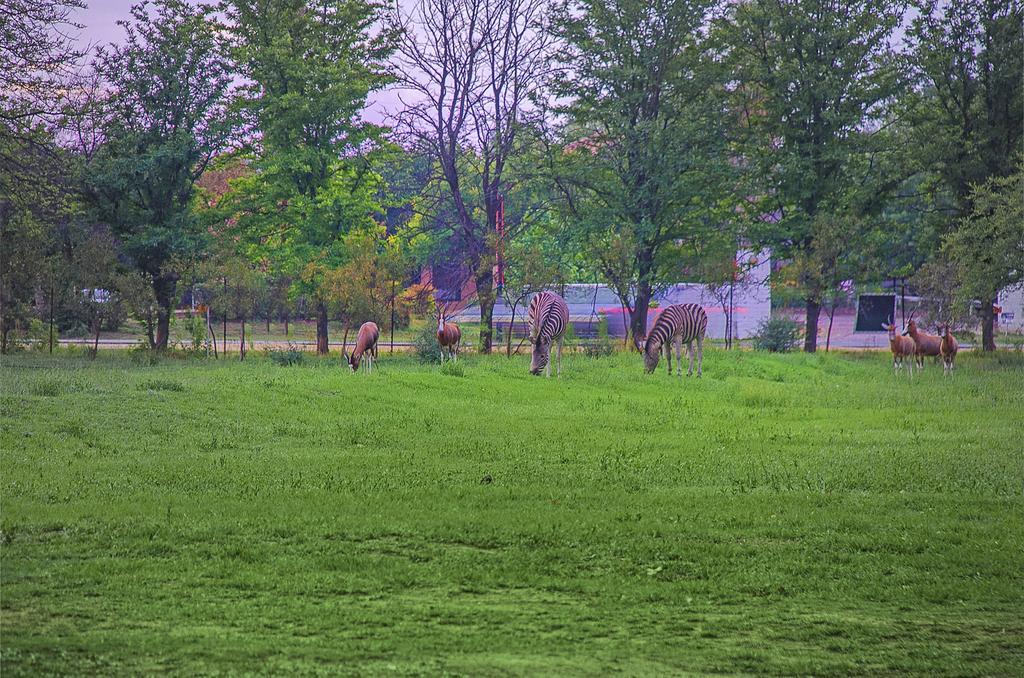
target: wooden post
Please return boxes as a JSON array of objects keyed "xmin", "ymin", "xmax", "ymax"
[{"xmin": 48, "ymin": 278, "xmax": 55, "ymax": 354}]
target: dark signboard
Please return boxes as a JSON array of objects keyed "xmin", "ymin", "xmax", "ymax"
[{"xmin": 856, "ymin": 294, "xmax": 895, "ymax": 332}]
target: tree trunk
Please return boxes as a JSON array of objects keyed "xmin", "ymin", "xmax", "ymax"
[
  {"xmin": 155, "ymin": 306, "xmax": 171, "ymax": 350},
  {"xmin": 208, "ymin": 307, "xmax": 218, "ymax": 358},
  {"xmin": 48, "ymin": 280, "xmax": 55, "ymax": 354},
  {"xmin": 266, "ymin": 314, "xmax": 271, "ymax": 334},
  {"xmin": 153, "ymin": 275, "xmax": 176, "ymax": 350},
  {"xmin": 506, "ymin": 298, "xmax": 519, "ymax": 357},
  {"xmin": 803, "ymin": 297, "xmax": 821, "ymax": 353},
  {"xmin": 342, "ymin": 325, "xmax": 349, "ymax": 356},
  {"xmin": 222, "ymin": 278, "xmax": 227, "ymax": 353},
  {"xmin": 284, "ymin": 311, "xmax": 289, "ymax": 337},
  {"xmin": 91, "ymin": 317, "xmax": 101, "ymax": 359},
  {"xmin": 981, "ymin": 297, "xmax": 996, "ymax": 351},
  {"xmin": 240, "ymin": 316, "xmax": 246, "ymax": 361},
  {"xmin": 475, "ymin": 266, "xmax": 496, "ymax": 354},
  {"xmin": 316, "ymin": 303, "xmax": 329, "ymax": 355},
  {"xmin": 629, "ymin": 283, "xmax": 653, "ymax": 351},
  {"xmin": 825, "ymin": 302, "xmax": 837, "ymax": 352}
]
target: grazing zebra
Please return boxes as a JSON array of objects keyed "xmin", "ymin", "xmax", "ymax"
[
  {"xmin": 642, "ymin": 303, "xmax": 707, "ymax": 377},
  {"xmin": 527, "ymin": 291, "xmax": 570, "ymax": 377},
  {"xmin": 345, "ymin": 321, "xmax": 379, "ymax": 372}
]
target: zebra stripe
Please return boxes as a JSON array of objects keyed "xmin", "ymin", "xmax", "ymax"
[
  {"xmin": 643, "ymin": 304, "xmax": 708, "ymax": 376},
  {"xmin": 528, "ymin": 291, "xmax": 569, "ymax": 376}
]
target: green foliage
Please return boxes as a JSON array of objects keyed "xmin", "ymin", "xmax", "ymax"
[
  {"xmin": 551, "ymin": 0, "xmax": 733, "ymax": 336},
  {"xmin": 439, "ymin": 360, "xmax": 465, "ymax": 377},
  {"xmin": 752, "ymin": 316, "xmax": 802, "ymax": 353},
  {"xmin": 321, "ymin": 227, "xmax": 411, "ymax": 330},
  {"xmin": 907, "ymin": 0, "xmax": 1023, "ymax": 210},
  {"xmin": 265, "ymin": 343, "xmax": 306, "ymax": 367},
  {"xmin": 723, "ymin": 0, "xmax": 906, "ymax": 350},
  {"xmin": 221, "ymin": 0, "xmax": 396, "ymax": 329},
  {"xmin": 944, "ymin": 163, "xmax": 1024, "ymax": 308},
  {"xmin": 83, "ymin": 0, "xmax": 232, "ymax": 346},
  {"xmin": 413, "ymin": 322, "xmax": 443, "ymax": 363},
  {"xmin": 2, "ymin": 352, "xmax": 1023, "ymax": 673}
]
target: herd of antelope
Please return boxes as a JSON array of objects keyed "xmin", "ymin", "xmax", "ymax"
[
  {"xmin": 345, "ymin": 292, "xmax": 957, "ymax": 379},
  {"xmin": 882, "ymin": 314, "xmax": 959, "ymax": 377}
]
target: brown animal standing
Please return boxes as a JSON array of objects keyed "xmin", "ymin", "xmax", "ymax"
[
  {"xmin": 939, "ymin": 325, "xmax": 959, "ymax": 376},
  {"xmin": 344, "ymin": 321, "xmax": 379, "ymax": 372},
  {"xmin": 905, "ymin": 318, "xmax": 942, "ymax": 371},
  {"xmin": 882, "ymin": 316, "xmax": 916, "ymax": 376},
  {"xmin": 436, "ymin": 305, "xmax": 461, "ymax": 362}
]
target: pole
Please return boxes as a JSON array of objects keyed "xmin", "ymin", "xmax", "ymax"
[
  {"xmin": 728, "ymin": 280, "xmax": 734, "ymax": 350},
  {"xmin": 496, "ymin": 195, "xmax": 505, "ymax": 297},
  {"xmin": 390, "ymin": 279, "xmax": 396, "ymax": 353},
  {"xmin": 48, "ymin": 278, "xmax": 55, "ymax": 354},
  {"xmin": 900, "ymin": 278, "xmax": 906, "ymax": 327}
]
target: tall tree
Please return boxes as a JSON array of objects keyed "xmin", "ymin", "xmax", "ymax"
[
  {"xmin": 907, "ymin": 0, "xmax": 1023, "ymax": 349},
  {"xmin": 83, "ymin": 0, "xmax": 232, "ymax": 349},
  {"xmin": 0, "ymin": 0, "xmax": 85, "ymax": 152},
  {"xmin": 551, "ymin": 0, "xmax": 733, "ymax": 344},
  {"xmin": 723, "ymin": 0, "xmax": 906, "ymax": 351},
  {"xmin": 223, "ymin": 0, "xmax": 395, "ymax": 354},
  {"xmin": 944, "ymin": 162, "xmax": 1024, "ymax": 330},
  {"xmin": 390, "ymin": 0, "xmax": 552, "ymax": 353},
  {"xmin": 0, "ymin": 0, "xmax": 86, "ymax": 352}
]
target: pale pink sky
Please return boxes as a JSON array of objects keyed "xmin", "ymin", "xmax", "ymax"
[{"xmin": 71, "ymin": 1, "xmax": 397, "ymax": 123}]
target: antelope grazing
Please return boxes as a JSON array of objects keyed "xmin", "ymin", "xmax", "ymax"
[
  {"xmin": 905, "ymin": 318, "xmax": 942, "ymax": 371},
  {"xmin": 436, "ymin": 304, "xmax": 461, "ymax": 362},
  {"xmin": 641, "ymin": 303, "xmax": 708, "ymax": 377},
  {"xmin": 939, "ymin": 324, "xmax": 959, "ymax": 376},
  {"xmin": 345, "ymin": 321, "xmax": 379, "ymax": 372},
  {"xmin": 528, "ymin": 290, "xmax": 569, "ymax": 377},
  {"xmin": 882, "ymin": 316, "xmax": 916, "ymax": 376}
]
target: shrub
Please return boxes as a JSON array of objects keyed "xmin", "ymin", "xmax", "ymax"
[
  {"xmin": 440, "ymin": 360, "xmax": 465, "ymax": 377},
  {"xmin": 266, "ymin": 343, "xmax": 305, "ymax": 366},
  {"xmin": 128, "ymin": 340, "xmax": 160, "ymax": 365},
  {"xmin": 414, "ymin": 323, "xmax": 443, "ymax": 363},
  {"xmin": 753, "ymin": 316, "xmax": 802, "ymax": 352},
  {"xmin": 583, "ymin": 316, "xmax": 615, "ymax": 357}
]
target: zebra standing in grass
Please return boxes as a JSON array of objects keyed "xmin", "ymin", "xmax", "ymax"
[
  {"xmin": 528, "ymin": 291, "xmax": 570, "ymax": 377},
  {"xmin": 642, "ymin": 303, "xmax": 707, "ymax": 377}
]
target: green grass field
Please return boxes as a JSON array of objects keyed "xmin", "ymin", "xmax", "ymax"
[{"xmin": 2, "ymin": 349, "xmax": 1022, "ymax": 675}]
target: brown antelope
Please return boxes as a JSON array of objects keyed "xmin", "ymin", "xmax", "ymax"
[
  {"xmin": 344, "ymin": 321, "xmax": 379, "ymax": 372},
  {"xmin": 882, "ymin": 316, "xmax": 916, "ymax": 376},
  {"xmin": 939, "ymin": 324, "xmax": 959, "ymax": 376},
  {"xmin": 436, "ymin": 303, "xmax": 461, "ymax": 362},
  {"xmin": 905, "ymin": 318, "xmax": 942, "ymax": 371}
]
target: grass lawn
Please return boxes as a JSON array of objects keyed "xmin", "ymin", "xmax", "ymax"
[{"xmin": 1, "ymin": 349, "xmax": 1022, "ymax": 675}]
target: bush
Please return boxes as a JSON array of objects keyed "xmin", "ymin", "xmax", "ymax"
[
  {"xmin": 753, "ymin": 316, "xmax": 802, "ymax": 353},
  {"xmin": 439, "ymin": 360, "xmax": 465, "ymax": 377},
  {"xmin": 266, "ymin": 343, "xmax": 305, "ymax": 366},
  {"xmin": 414, "ymin": 323, "xmax": 443, "ymax": 363},
  {"xmin": 128, "ymin": 340, "xmax": 160, "ymax": 365},
  {"xmin": 583, "ymin": 316, "xmax": 615, "ymax": 357}
]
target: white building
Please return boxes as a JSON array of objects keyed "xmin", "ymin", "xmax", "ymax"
[{"xmin": 997, "ymin": 286, "xmax": 1024, "ymax": 333}]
